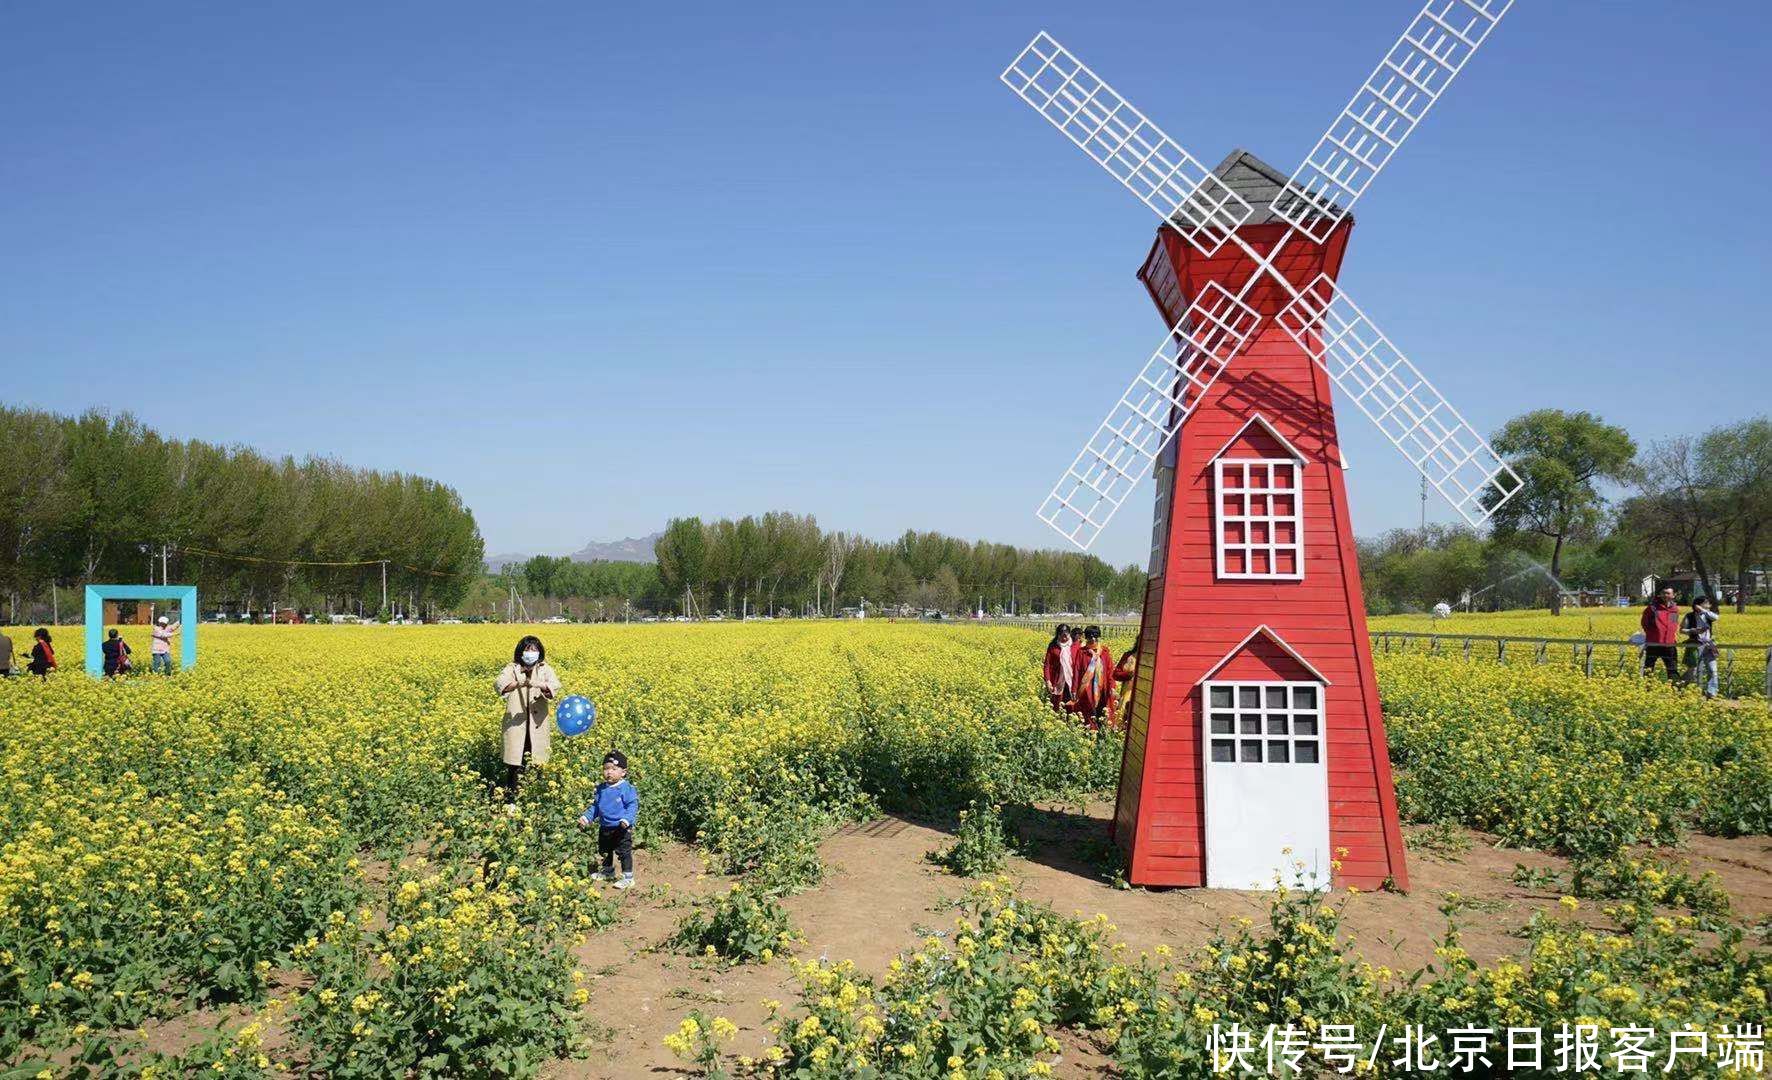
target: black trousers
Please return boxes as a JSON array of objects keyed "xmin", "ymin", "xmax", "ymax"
[
  {"xmin": 1643, "ymin": 645, "xmax": 1679, "ymax": 679},
  {"xmin": 502, "ymin": 723, "xmax": 534, "ymax": 801},
  {"xmin": 598, "ymin": 824, "xmax": 633, "ymax": 874}
]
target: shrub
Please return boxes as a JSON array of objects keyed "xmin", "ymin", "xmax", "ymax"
[
  {"xmin": 670, "ymin": 884, "xmax": 799, "ymax": 964},
  {"xmin": 695, "ymin": 788, "xmax": 830, "ymax": 894},
  {"xmin": 928, "ymin": 801, "xmax": 1014, "ymax": 876},
  {"xmin": 290, "ymin": 870, "xmax": 590, "ymax": 1078},
  {"xmin": 662, "ymin": 1011, "xmax": 737, "ymax": 1079}
]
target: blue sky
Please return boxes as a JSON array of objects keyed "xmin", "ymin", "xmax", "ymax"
[{"xmin": 3, "ymin": 1, "xmax": 1766, "ymax": 568}]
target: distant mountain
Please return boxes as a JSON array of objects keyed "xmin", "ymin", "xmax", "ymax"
[
  {"xmin": 570, "ymin": 532, "xmax": 661, "ymax": 564},
  {"xmin": 484, "ymin": 531, "xmax": 661, "ymax": 573}
]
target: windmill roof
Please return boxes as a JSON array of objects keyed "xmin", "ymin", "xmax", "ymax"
[{"xmin": 1190, "ymin": 148, "xmax": 1350, "ymax": 229}]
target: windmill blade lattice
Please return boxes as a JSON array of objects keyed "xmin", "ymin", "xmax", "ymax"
[
  {"xmin": 1039, "ymin": 283, "xmax": 1262, "ymax": 550},
  {"xmin": 1270, "ymin": 0, "xmax": 1515, "ymax": 242},
  {"xmin": 1276, "ymin": 275, "xmax": 1522, "ymax": 527},
  {"xmin": 1001, "ymin": 32, "xmax": 1255, "ymax": 257}
]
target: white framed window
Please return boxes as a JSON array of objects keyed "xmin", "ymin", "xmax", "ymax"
[
  {"xmin": 1204, "ymin": 681, "xmax": 1323, "ymax": 765},
  {"xmin": 1214, "ymin": 456, "xmax": 1304, "ymax": 579}
]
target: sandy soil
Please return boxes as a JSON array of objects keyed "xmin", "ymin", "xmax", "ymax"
[{"xmin": 545, "ymin": 803, "xmax": 1772, "ymax": 1079}]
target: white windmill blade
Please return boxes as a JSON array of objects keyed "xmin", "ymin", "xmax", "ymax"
[
  {"xmin": 1270, "ymin": 0, "xmax": 1516, "ymax": 243},
  {"xmin": 1001, "ymin": 32, "xmax": 1255, "ymax": 258},
  {"xmin": 1275, "ymin": 275, "xmax": 1522, "ymax": 527},
  {"xmin": 1039, "ymin": 282, "xmax": 1263, "ymax": 550}
]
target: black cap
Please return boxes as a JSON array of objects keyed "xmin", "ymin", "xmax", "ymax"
[{"xmin": 603, "ymin": 749, "xmax": 628, "ymax": 770}]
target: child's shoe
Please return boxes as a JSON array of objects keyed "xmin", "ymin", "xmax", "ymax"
[
  {"xmin": 590, "ymin": 868, "xmax": 611, "ymax": 883},
  {"xmin": 614, "ymin": 874, "xmax": 635, "ymax": 890}
]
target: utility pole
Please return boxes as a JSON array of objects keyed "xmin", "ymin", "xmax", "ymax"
[
  {"xmin": 380, "ymin": 561, "xmax": 388, "ymax": 616},
  {"xmin": 162, "ymin": 544, "xmax": 170, "ymax": 585},
  {"xmin": 1420, "ymin": 475, "xmax": 1428, "ymax": 531}
]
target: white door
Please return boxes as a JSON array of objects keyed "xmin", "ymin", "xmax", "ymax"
[{"xmin": 1202, "ymin": 680, "xmax": 1330, "ymax": 890}]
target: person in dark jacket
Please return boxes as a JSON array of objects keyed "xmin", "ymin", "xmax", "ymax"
[
  {"xmin": 0, "ymin": 629, "xmax": 13, "ymax": 676},
  {"xmin": 26, "ymin": 628, "xmax": 56, "ymax": 679},
  {"xmin": 100, "ymin": 629, "xmax": 132, "ymax": 678},
  {"xmin": 1640, "ymin": 587, "xmax": 1681, "ymax": 680}
]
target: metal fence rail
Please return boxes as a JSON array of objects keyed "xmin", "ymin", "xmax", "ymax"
[
  {"xmin": 1371, "ymin": 630, "xmax": 1772, "ymax": 701},
  {"xmin": 981, "ymin": 618, "xmax": 1143, "ymax": 635}
]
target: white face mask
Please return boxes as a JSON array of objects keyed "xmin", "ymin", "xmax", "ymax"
[{"xmin": 521, "ymin": 650, "xmax": 540, "ymax": 665}]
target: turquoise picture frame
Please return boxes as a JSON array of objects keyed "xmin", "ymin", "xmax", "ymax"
[{"xmin": 84, "ymin": 584, "xmax": 198, "ymax": 676}]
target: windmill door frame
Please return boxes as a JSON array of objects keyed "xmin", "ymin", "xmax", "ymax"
[{"xmin": 1201, "ymin": 678, "xmax": 1330, "ymax": 889}]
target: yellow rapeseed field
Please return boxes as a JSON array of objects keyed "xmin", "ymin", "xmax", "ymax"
[
  {"xmin": 1, "ymin": 622, "xmax": 1766, "ymax": 1076},
  {"xmin": 1369, "ymin": 606, "xmax": 1772, "ymax": 700},
  {"xmin": 0, "ymin": 623, "xmax": 1116, "ymax": 1074}
]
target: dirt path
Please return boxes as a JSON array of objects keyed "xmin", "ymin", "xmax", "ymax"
[{"xmin": 546, "ymin": 805, "xmax": 1772, "ymax": 1079}]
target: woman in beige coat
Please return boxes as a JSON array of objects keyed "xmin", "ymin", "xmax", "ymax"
[{"xmin": 496, "ymin": 634, "xmax": 561, "ymax": 801}]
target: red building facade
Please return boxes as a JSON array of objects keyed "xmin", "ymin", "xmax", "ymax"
[{"xmin": 1111, "ymin": 151, "xmax": 1409, "ymax": 891}]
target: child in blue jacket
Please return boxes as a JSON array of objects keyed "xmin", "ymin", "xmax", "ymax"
[{"xmin": 578, "ymin": 749, "xmax": 638, "ymax": 888}]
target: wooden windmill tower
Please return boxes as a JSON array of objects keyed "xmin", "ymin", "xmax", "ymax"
[{"xmin": 1001, "ymin": 1, "xmax": 1525, "ymax": 890}]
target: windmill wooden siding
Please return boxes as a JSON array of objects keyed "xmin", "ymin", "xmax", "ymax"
[{"xmin": 1109, "ymin": 152, "xmax": 1410, "ymax": 891}]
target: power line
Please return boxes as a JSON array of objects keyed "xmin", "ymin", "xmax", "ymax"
[{"xmin": 174, "ymin": 543, "xmax": 467, "ymax": 578}]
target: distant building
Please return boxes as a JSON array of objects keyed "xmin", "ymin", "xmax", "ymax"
[{"xmin": 1649, "ymin": 571, "xmax": 1766, "ymax": 604}]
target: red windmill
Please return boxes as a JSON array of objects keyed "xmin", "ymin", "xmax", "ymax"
[{"xmin": 1001, "ymin": 2, "xmax": 1524, "ymax": 890}]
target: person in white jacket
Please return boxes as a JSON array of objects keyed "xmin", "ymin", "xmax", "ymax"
[
  {"xmin": 1681, "ymin": 597, "xmax": 1720, "ymax": 699},
  {"xmin": 150, "ymin": 615, "xmax": 181, "ymax": 675},
  {"xmin": 495, "ymin": 634, "xmax": 561, "ymax": 802}
]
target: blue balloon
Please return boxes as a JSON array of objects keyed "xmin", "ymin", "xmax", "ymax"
[{"xmin": 555, "ymin": 694, "xmax": 596, "ymax": 736}]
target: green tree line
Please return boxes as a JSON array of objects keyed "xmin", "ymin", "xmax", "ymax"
[
  {"xmin": 465, "ymin": 514, "xmax": 1148, "ymax": 620},
  {"xmin": 0, "ymin": 406, "xmax": 484, "ymax": 620},
  {"xmin": 654, "ymin": 515, "xmax": 1147, "ymax": 617},
  {"xmin": 13, "ymin": 403, "xmax": 1763, "ymax": 624},
  {"xmin": 1364, "ymin": 411, "xmax": 1772, "ymax": 614}
]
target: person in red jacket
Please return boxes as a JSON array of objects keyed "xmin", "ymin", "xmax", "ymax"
[
  {"xmin": 1073, "ymin": 625, "xmax": 1115, "ymax": 730},
  {"xmin": 1640, "ymin": 586, "xmax": 1682, "ymax": 681},
  {"xmin": 1042, "ymin": 623, "xmax": 1079, "ymax": 713}
]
